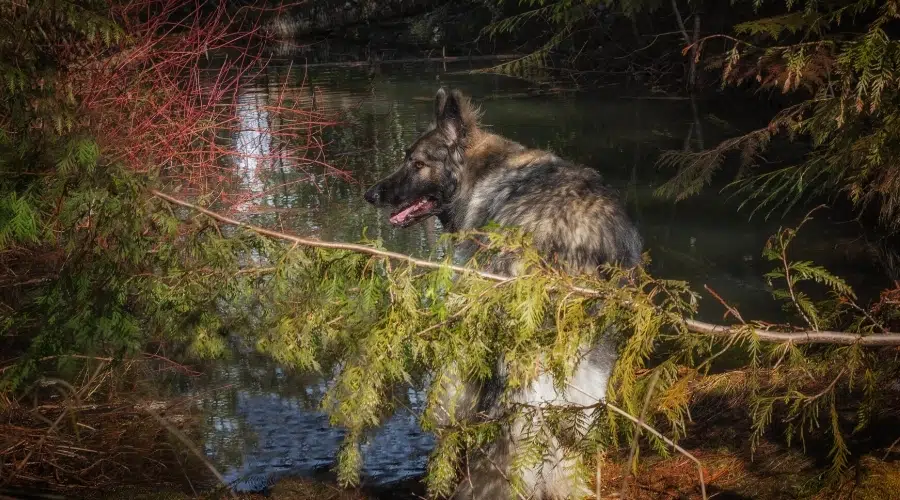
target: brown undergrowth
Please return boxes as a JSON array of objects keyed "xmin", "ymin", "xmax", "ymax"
[
  {"xmin": 0, "ymin": 355, "xmax": 217, "ymax": 495},
  {"xmin": 595, "ymin": 413, "xmax": 900, "ymax": 499},
  {"xmin": 593, "ymin": 368, "xmax": 900, "ymax": 500},
  {"xmin": 4, "ymin": 357, "xmax": 899, "ymax": 499}
]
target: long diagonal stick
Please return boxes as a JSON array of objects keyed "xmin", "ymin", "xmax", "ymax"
[{"xmin": 152, "ymin": 189, "xmax": 900, "ymax": 346}]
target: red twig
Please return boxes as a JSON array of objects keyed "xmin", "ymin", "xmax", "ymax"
[
  {"xmin": 703, "ymin": 284, "xmax": 746, "ymax": 324},
  {"xmin": 59, "ymin": 0, "xmax": 342, "ymax": 205}
]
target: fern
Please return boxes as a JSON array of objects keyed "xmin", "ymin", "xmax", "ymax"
[
  {"xmin": 0, "ymin": 192, "xmax": 42, "ymax": 249},
  {"xmin": 734, "ymin": 12, "xmax": 812, "ymax": 39}
]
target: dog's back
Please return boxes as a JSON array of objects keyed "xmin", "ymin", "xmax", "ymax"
[{"xmin": 446, "ymin": 129, "xmax": 642, "ymax": 277}]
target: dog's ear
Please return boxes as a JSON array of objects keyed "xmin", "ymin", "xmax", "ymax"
[
  {"xmin": 434, "ymin": 88, "xmax": 466, "ymax": 142},
  {"xmin": 434, "ymin": 87, "xmax": 449, "ymax": 119}
]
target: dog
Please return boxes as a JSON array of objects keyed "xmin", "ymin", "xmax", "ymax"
[{"xmin": 363, "ymin": 87, "xmax": 643, "ymax": 499}]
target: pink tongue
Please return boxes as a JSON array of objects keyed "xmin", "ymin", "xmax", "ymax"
[{"xmin": 389, "ymin": 198, "xmax": 434, "ymax": 225}]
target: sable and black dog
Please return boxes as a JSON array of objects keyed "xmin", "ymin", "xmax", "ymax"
[{"xmin": 364, "ymin": 88, "xmax": 643, "ymax": 499}]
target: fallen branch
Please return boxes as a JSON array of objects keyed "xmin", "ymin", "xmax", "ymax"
[
  {"xmin": 607, "ymin": 402, "xmax": 707, "ymax": 500},
  {"xmin": 144, "ymin": 406, "xmax": 237, "ymax": 499},
  {"xmin": 151, "ymin": 190, "xmax": 900, "ymax": 346},
  {"xmin": 152, "ymin": 189, "xmax": 516, "ymax": 282},
  {"xmin": 566, "ymin": 382, "xmax": 707, "ymax": 500}
]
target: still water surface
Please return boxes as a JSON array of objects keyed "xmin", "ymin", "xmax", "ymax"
[{"xmin": 189, "ymin": 57, "xmax": 886, "ymax": 492}]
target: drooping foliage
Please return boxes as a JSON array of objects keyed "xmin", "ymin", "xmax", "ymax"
[
  {"xmin": 245, "ymin": 228, "xmax": 702, "ymax": 492},
  {"xmin": 482, "ymin": 0, "xmax": 900, "ymax": 232},
  {"xmin": 154, "ymin": 207, "xmax": 897, "ymax": 497},
  {"xmin": 656, "ymin": 0, "xmax": 900, "ymax": 231},
  {"xmin": 477, "ymin": 0, "xmax": 699, "ymax": 84}
]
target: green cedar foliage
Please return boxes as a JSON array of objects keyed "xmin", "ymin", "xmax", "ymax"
[
  {"xmin": 242, "ymin": 226, "xmax": 702, "ymax": 491},
  {"xmin": 657, "ymin": 0, "xmax": 900, "ymax": 230},
  {"xmin": 476, "ymin": 0, "xmax": 672, "ymax": 80},
  {"xmin": 202, "ymin": 217, "xmax": 894, "ymax": 494},
  {"xmin": 485, "ymin": 1, "xmax": 900, "ymax": 231}
]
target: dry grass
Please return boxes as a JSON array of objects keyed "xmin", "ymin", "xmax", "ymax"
[
  {"xmin": 0, "ymin": 355, "xmax": 379, "ymax": 500},
  {"xmin": 587, "ymin": 378, "xmax": 900, "ymax": 500},
  {"xmin": 0, "ymin": 357, "xmax": 215, "ymax": 495},
  {"xmin": 263, "ymin": 478, "xmax": 371, "ymax": 500},
  {"xmin": 592, "ymin": 443, "xmax": 818, "ymax": 499}
]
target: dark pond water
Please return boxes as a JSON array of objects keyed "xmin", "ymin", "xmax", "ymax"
[{"xmin": 188, "ymin": 55, "xmax": 888, "ymax": 492}]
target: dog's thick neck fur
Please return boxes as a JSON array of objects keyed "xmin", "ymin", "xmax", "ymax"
[{"xmin": 436, "ymin": 91, "xmax": 559, "ymax": 233}]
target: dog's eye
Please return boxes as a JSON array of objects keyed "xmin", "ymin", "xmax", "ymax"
[{"xmin": 413, "ymin": 160, "xmax": 426, "ymax": 169}]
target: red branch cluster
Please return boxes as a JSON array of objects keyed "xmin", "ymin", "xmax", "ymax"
[{"xmin": 63, "ymin": 0, "xmax": 350, "ymax": 208}]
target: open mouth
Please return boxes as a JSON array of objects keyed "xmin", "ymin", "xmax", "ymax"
[{"xmin": 389, "ymin": 197, "xmax": 438, "ymax": 227}]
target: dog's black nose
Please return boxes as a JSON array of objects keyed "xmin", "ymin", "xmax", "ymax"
[{"xmin": 364, "ymin": 185, "xmax": 380, "ymax": 205}]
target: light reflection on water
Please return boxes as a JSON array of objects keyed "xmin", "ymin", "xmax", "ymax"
[
  {"xmin": 233, "ymin": 90, "xmax": 270, "ymax": 207},
  {"xmin": 190, "ymin": 58, "xmax": 886, "ymax": 492}
]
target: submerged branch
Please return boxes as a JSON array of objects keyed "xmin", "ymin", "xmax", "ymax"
[{"xmin": 152, "ymin": 190, "xmax": 900, "ymax": 346}]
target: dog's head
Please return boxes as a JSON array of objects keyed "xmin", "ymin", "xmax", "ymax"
[{"xmin": 363, "ymin": 87, "xmax": 478, "ymax": 227}]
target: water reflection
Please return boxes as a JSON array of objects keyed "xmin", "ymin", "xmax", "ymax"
[
  {"xmin": 192, "ymin": 58, "xmax": 888, "ymax": 492},
  {"xmin": 233, "ymin": 89, "xmax": 270, "ymax": 206},
  {"xmin": 194, "ymin": 344, "xmax": 435, "ymax": 492}
]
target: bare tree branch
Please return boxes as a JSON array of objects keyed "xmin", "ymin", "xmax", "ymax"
[{"xmin": 152, "ymin": 190, "xmax": 900, "ymax": 346}]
